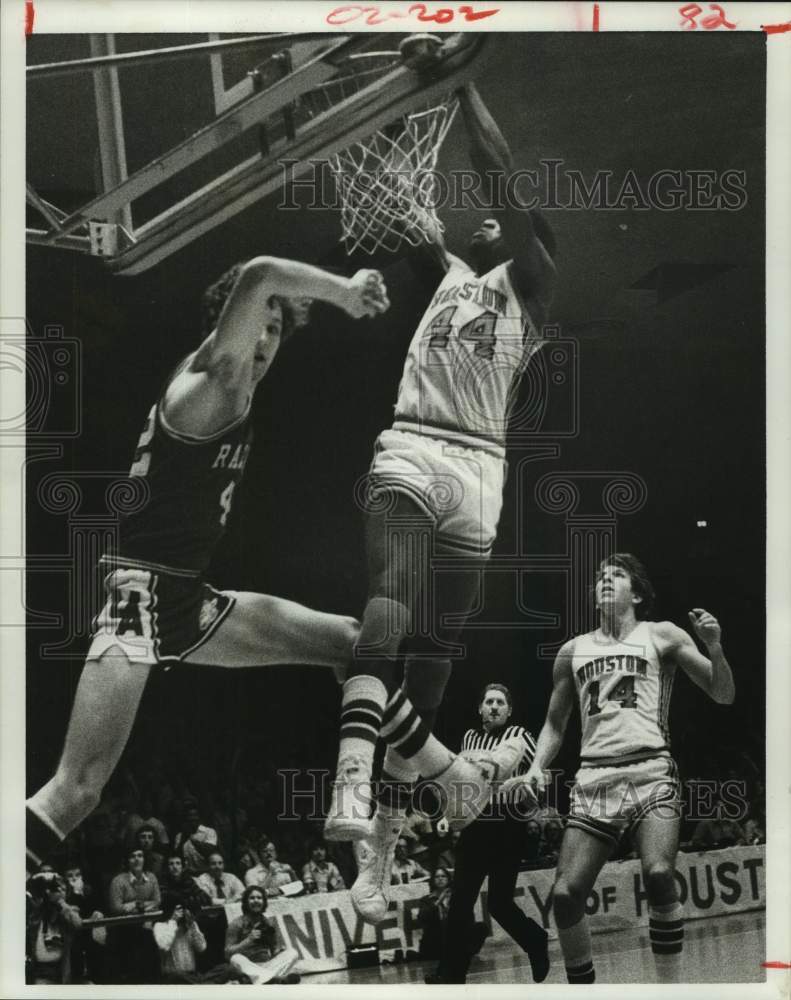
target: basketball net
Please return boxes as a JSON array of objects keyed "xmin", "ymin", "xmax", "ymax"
[{"xmin": 329, "ymin": 98, "xmax": 458, "ymax": 255}]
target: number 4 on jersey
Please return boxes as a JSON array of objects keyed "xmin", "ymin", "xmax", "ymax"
[
  {"xmin": 588, "ymin": 676, "xmax": 638, "ymax": 716},
  {"xmin": 427, "ymin": 305, "xmax": 498, "ymax": 359}
]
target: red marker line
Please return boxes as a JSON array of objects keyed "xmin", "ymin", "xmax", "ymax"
[
  {"xmin": 761, "ymin": 961, "xmax": 791, "ymax": 969},
  {"xmin": 762, "ymin": 20, "xmax": 791, "ymax": 34},
  {"xmin": 593, "ymin": 3, "xmax": 600, "ymax": 30},
  {"xmin": 25, "ymin": 0, "xmax": 35, "ymax": 35}
]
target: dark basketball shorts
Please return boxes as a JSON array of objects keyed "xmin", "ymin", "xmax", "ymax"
[
  {"xmin": 89, "ymin": 557, "xmax": 236, "ymax": 667},
  {"xmin": 567, "ymin": 753, "xmax": 681, "ymax": 847}
]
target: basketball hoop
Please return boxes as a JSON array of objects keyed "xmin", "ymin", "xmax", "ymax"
[{"xmin": 328, "ymin": 99, "xmax": 458, "ymax": 255}]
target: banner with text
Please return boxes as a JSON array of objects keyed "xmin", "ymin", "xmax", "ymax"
[{"xmin": 223, "ymin": 845, "xmax": 765, "ymax": 973}]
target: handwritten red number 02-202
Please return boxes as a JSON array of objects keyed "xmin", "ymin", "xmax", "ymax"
[{"xmin": 326, "ymin": 4, "xmax": 500, "ymax": 26}]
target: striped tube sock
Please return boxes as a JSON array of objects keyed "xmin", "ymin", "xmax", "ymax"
[
  {"xmin": 337, "ymin": 675, "xmax": 387, "ymax": 768},
  {"xmin": 26, "ymin": 801, "xmax": 66, "ymax": 869},
  {"xmin": 649, "ymin": 901, "xmax": 684, "ymax": 982},
  {"xmin": 557, "ymin": 916, "xmax": 595, "ymax": 983},
  {"xmin": 378, "ymin": 721, "xmax": 420, "ymax": 817},
  {"xmin": 380, "ymin": 687, "xmax": 454, "ymax": 779}
]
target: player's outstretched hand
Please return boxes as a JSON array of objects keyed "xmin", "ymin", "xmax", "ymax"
[
  {"xmin": 501, "ymin": 763, "xmax": 547, "ymax": 803},
  {"xmin": 688, "ymin": 608, "xmax": 722, "ymax": 647},
  {"xmin": 344, "ymin": 269, "xmax": 390, "ymax": 318}
]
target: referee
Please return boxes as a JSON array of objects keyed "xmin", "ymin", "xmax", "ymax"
[{"xmin": 426, "ymin": 683, "xmax": 550, "ymax": 984}]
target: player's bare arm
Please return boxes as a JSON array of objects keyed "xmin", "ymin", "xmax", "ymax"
[
  {"xmin": 652, "ymin": 613, "xmax": 735, "ymax": 705},
  {"xmin": 501, "ymin": 639, "xmax": 576, "ymax": 801},
  {"xmin": 163, "ymin": 259, "xmax": 389, "ymax": 437},
  {"xmin": 456, "ymin": 82, "xmax": 557, "ymax": 309}
]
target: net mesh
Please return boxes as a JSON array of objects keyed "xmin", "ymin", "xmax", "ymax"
[{"xmin": 328, "ymin": 100, "xmax": 458, "ymax": 255}]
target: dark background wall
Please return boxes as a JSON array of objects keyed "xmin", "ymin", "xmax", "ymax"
[{"xmin": 26, "ymin": 32, "xmax": 765, "ymax": 803}]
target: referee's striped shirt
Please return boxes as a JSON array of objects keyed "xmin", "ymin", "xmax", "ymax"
[{"xmin": 462, "ymin": 724, "xmax": 538, "ymax": 805}]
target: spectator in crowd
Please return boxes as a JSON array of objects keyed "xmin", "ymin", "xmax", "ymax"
[
  {"xmin": 108, "ymin": 847, "xmax": 161, "ymax": 916},
  {"xmin": 136, "ymin": 825, "xmax": 165, "ymax": 879},
  {"xmin": 161, "ymin": 854, "xmax": 212, "ymax": 914},
  {"xmin": 390, "ymin": 838, "xmax": 430, "ymax": 885},
  {"xmin": 107, "ymin": 846, "xmax": 161, "ymax": 984},
  {"xmin": 302, "ymin": 841, "xmax": 345, "ymax": 893},
  {"xmin": 192, "ymin": 851, "xmax": 243, "ymax": 970},
  {"xmin": 173, "ymin": 803, "xmax": 219, "ymax": 875},
  {"xmin": 690, "ymin": 816, "xmax": 746, "ymax": 850},
  {"xmin": 245, "ymin": 842, "xmax": 298, "ymax": 897},
  {"xmin": 122, "ymin": 793, "xmax": 170, "ymax": 851},
  {"xmin": 417, "ymin": 868, "xmax": 487, "ymax": 962},
  {"xmin": 153, "ymin": 896, "xmax": 208, "ymax": 983},
  {"xmin": 432, "ymin": 823, "xmax": 461, "ymax": 873},
  {"xmin": 63, "ymin": 863, "xmax": 107, "ymax": 984},
  {"xmin": 224, "ymin": 886, "xmax": 300, "ymax": 985},
  {"xmin": 194, "ymin": 852, "xmax": 245, "ymax": 905},
  {"xmin": 26, "ymin": 872, "xmax": 83, "ymax": 984}
]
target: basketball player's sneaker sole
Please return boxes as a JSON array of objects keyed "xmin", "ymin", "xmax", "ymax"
[
  {"xmin": 350, "ymin": 810, "xmax": 404, "ymax": 923},
  {"xmin": 324, "ymin": 754, "xmax": 373, "ymax": 842}
]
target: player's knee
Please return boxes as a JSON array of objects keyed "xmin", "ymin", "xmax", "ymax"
[
  {"xmin": 331, "ymin": 616, "xmax": 360, "ymax": 652},
  {"xmin": 643, "ymin": 860, "xmax": 677, "ymax": 903},
  {"xmin": 552, "ymin": 875, "xmax": 586, "ymax": 921},
  {"xmin": 53, "ymin": 765, "xmax": 102, "ymax": 818}
]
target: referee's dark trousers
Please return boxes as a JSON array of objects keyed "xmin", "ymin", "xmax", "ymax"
[{"xmin": 437, "ymin": 805, "xmax": 547, "ymax": 983}]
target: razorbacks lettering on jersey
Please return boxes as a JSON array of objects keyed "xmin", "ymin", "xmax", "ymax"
[
  {"xmin": 572, "ymin": 621, "xmax": 673, "ymax": 766},
  {"xmin": 110, "ymin": 357, "xmax": 253, "ymax": 575},
  {"xmin": 393, "ymin": 258, "xmax": 542, "ymax": 459}
]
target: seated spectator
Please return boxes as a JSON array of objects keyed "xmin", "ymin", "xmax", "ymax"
[
  {"xmin": 417, "ymin": 868, "xmax": 487, "ymax": 963},
  {"xmin": 106, "ymin": 846, "xmax": 162, "ymax": 983},
  {"xmin": 26, "ymin": 872, "xmax": 83, "ymax": 984},
  {"xmin": 245, "ymin": 842, "xmax": 298, "ymax": 897},
  {"xmin": 432, "ymin": 823, "xmax": 460, "ymax": 873},
  {"xmin": 63, "ymin": 863, "xmax": 107, "ymax": 984},
  {"xmin": 173, "ymin": 803, "xmax": 218, "ymax": 875},
  {"xmin": 302, "ymin": 841, "xmax": 345, "ymax": 893},
  {"xmin": 690, "ymin": 816, "xmax": 746, "ymax": 850},
  {"xmin": 194, "ymin": 852, "xmax": 245, "ymax": 905},
  {"xmin": 136, "ymin": 825, "xmax": 165, "ymax": 880},
  {"xmin": 391, "ymin": 838, "xmax": 430, "ymax": 885},
  {"xmin": 153, "ymin": 895, "xmax": 208, "ymax": 983},
  {"xmin": 161, "ymin": 854, "xmax": 212, "ymax": 914},
  {"xmin": 224, "ymin": 886, "xmax": 299, "ymax": 985},
  {"xmin": 122, "ymin": 793, "xmax": 170, "ymax": 851},
  {"xmin": 108, "ymin": 847, "xmax": 161, "ymax": 916}
]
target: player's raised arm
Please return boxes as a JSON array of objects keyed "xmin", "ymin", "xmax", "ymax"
[
  {"xmin": 501, "ymin": 640, "xmax": 576, "ymax": 800},
  {"xmin": 456, "ymin": 82, "xmax": 557, "ymax": 308},
  {"xmin": 207, "ymin": 258, "xmax": 389, "ymax": 371},
  {"xmin": 654, "ymin": 613, "xmax": 735, "ymax": 705}
]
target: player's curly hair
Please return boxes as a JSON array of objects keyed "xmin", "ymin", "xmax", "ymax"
[
  {"xmin": 478, "ymin": 681, "xmax": 513, "ymax": 709},
  {"xmin": 201, "ymin": 262, "xmax": 296, "ymax": 340},
  {"xmin": 596, "ymin": 552, "xmax": 655, "ymax": 619}
]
